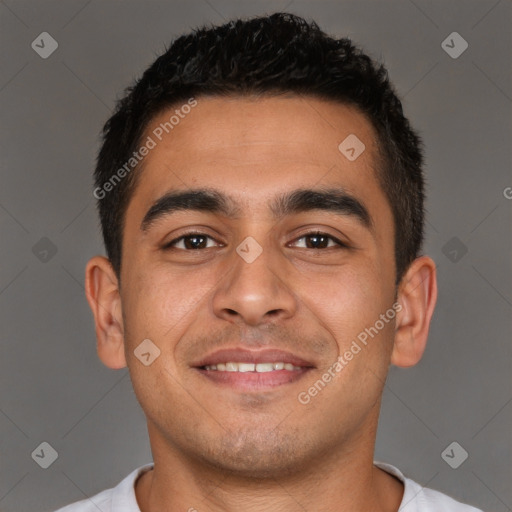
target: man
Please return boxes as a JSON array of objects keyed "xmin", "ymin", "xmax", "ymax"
[{"xmin": 56, "ymin": 12, "xmax": 483, "ymax": 512}]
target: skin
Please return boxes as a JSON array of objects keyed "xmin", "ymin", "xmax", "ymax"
[{"xmin": 85, "ymin": 96, "xmax": 437, "ymax": 512}]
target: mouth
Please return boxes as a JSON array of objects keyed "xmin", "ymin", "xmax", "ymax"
[
  {"xmin": 203, "ymin": 361, "xmax": 303, "ymax": 372},
  {"xmin": 192, "ymin": 348, "xmax": 315, "ymax": 391}
]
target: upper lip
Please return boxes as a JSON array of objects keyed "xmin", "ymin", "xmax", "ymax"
[{"xmin": 192, "ymin": 348, "xmax": 315, "ymax": 368}]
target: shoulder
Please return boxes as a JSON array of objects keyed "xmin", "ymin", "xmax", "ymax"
[
  {"xmin": 374, "ymin": 461, "xmax": 484, "ymax": 512},
  {"xmin": 405, "ymin": 481, "xmax": 485, "ymax": 511},
  {"xmin": 53, "ymin": 464, "xmax": 154, "ymax": 512}
]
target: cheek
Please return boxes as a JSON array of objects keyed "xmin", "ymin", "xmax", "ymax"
[
  {"xmin": 298, "ymin": 261, "xmax": 389, "ymax": 342},
  {"xmin": 121, "ymin": 263, "xmax": 215, "ymax": 347},
  {"xmin": 297, "ymin": 259, "xmax": 396, "ymax": 398},
  {"xmin": 119, "ymin": 267, "xmax": 204, "ymax": 414},
  {"xmin": 299, "ymin": 265, "xmax": 395, "ymax": 412}
]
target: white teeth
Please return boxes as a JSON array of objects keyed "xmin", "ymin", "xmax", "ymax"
[
  {"xmin": 203, "ymin": 362, "xmax": 303, "ymax": 372},
  {"xmin": 255, "ymin": 363, "xmax": 274, "ymax": 372}
]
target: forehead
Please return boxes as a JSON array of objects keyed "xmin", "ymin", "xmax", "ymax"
[
  {"xmin": 125, "ymin": 95, "xmax": 392, "ymax": 240},
  {"xmin": 142, "ymin": 95, "xmax": 378, "ymax": 167}
]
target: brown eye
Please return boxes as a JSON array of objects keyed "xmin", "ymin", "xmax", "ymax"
[
  {"xmin": 291, "ymin": 232, "xmax": 347, "ymax": 249},
  {"xmin": 164, "ymin": 233, "xmax": 219, "ymax": 250}
]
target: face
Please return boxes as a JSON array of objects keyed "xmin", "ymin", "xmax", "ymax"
[{"xmin": 116, "ymin": 96, "xmax": 399, "ymax": 476}]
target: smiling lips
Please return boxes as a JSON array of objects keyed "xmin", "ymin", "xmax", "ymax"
[
  {"xmin": 204, "ymin": 362, "xmax": 303, "ymax": 372},
  {"xmin": 194, "ymin": 348, "xmax": 314, "ymax": 390}
]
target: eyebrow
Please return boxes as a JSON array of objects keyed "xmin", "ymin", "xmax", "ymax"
[{"xmin": 140, "ymin": 187, "xmax": 374, "ymax": 233}]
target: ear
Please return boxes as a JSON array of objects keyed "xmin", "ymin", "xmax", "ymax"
[
  {"xmin": 391, "ymin": 256, "xmax": 438, "ymax": 367},
  {"xmin": 85, "ymin": 256, "xmax": 126, "ymax": 369}
]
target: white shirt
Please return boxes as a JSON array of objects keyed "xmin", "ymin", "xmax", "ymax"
[{"xmin": 54, "ymin": 461, "xmax": 484, "ymax": 511}]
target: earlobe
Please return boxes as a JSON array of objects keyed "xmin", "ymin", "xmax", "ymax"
[
  {"xmin": 85, "ymin": 256, "xmax": 127, "ymax": 369},
  {"xmin": 391, "ymin": 256, "xmax": 438, "ymax": 368}
]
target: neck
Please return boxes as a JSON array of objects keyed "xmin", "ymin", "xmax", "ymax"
[{"xmin": 135, "ymin": 423, "xmax": 403, "ymax": 512}]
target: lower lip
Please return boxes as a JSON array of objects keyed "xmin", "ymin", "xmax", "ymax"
[{"xmin": 196, "ymin": 368, "xmax": 312, "ymax": 391}]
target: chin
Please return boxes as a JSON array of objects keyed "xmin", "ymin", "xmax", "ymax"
[{"xmin": 192, "ymin": 427, "xmax": 314, "ymax": 479}]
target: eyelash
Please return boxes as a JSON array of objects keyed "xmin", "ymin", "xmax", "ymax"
[{"xmin": 163, "ymin": 231, "xmax": 348, "ymax": 251}]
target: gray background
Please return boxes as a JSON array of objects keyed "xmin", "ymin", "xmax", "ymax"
[{"xmin": 0, "ymin": 1, "xmax": 510, "ymax": 511}]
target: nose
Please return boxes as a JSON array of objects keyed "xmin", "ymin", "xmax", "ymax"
[{"xmin": 212, "ymin": 241, "xmax": 297, "ymax": 328}]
